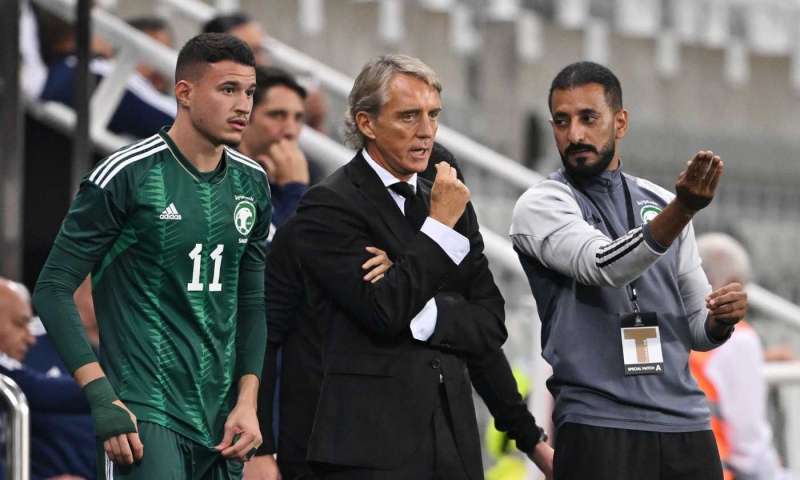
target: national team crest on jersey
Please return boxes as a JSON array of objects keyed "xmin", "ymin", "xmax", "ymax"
[
  {"xmin": 640, "ymin": 205, "xmax": 662, "ymax": 223},
  {"xmin": 234, "ymin": 200, "xmax": 257, "ymax": 236}
]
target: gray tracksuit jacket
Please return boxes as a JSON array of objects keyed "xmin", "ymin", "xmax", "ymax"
[{"xmin": 510, "ymin": 167, "xmax": 724, "ymax": 433}]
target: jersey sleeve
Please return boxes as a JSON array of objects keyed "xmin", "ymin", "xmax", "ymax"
[
  {"xmin": 234, "ymin": 183, "xmax": 272, "ymax": 380},
  {"xmin": 510, "ymin": 179, "xmax": 666, "ymax": 288},
  {"xmin": 32, "ymin": 174, "xmax": 130, "ymax": 374}
]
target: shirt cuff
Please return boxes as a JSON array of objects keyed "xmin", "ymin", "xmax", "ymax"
[
  {"xmin": 641, "ymin": 224, "xmax": 669, "ymax": 255},
  {"xmin": 410, "ymin": 297, "xmax": 437, "ymax": 341},
  {"xmin": 420, "ymin": 217, "xmax": 470, "ymax": 265}
]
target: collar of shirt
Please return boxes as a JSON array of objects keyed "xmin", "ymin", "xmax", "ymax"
[
  {"xmin": 567, "ymin": 160, "xmax": 625, "ymax": 193},
  {"xmin": 362, "ymin": 148, "xmax": 418, "ymax": 193}
]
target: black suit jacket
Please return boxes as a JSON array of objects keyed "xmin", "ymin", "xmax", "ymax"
[
  {"xmin": 256, "ymin": 145, "xmax": 485, "ymax": 465},
  {"xmin": 290, "ymin": 150, "xmax": 539, "ymax": 477}
]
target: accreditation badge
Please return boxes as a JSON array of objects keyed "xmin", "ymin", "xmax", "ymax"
[{"xmin": 620, "ymin": 312, "xmax": 664, "ymax": 376}]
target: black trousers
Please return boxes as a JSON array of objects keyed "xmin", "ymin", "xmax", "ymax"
[
  {"xmin": 279, "ymin": 460, "xmax": 318, "ymax": 480},
  {"xmin": 312, "ymin": 387, "xmax": 469, "ymax": 480},
  {"xmin": 554, "ymin": 423, "xmax": 724, "ymax": 480}
]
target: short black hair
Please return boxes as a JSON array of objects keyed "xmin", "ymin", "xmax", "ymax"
[
  {"xmin": 175, "ymin": 33, "xmax": 255, "ymax": 82},
  {"xmin": 548, "ymin": 61, "xmax": 623, "ymax": 112},
  {"xmin": 127, "ymin": 16, "xmax": 169, "ymax": 34},
  {"xmin": 253, "ymin": 66, "xmax": 307, "ymax": 107},
  {"xmin": 203, "ymin": 12, "xmax": 252, "ymax": 34}
]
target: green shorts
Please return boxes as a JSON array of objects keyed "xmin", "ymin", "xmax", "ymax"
[{"xmin": 96, "ymin": 421, "xmax": 243, "ymax": 480}]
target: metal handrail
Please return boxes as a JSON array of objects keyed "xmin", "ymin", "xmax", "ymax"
[
  {"xmin": 1, "ymin": 374, "xmax": 30, "ymax": 480},
  {"xmin": 764, "ymin": 362, "xmax": 800, "ymax": 385},
  {"xmin": 747, "ymin": 284, "xmax": 800, "ymax": 331}
]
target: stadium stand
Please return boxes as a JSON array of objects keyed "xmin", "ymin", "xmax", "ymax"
[{"xmin": 10, "ymin": 0, "xmax": 800, "ymax": 477}]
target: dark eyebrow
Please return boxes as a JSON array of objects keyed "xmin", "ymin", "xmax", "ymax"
[
  {"xmin": 219, "ymin": 80, "xmax": 244, "ymax": 88},
  {"xmin": 397, "ymin": 108, "xmax": 421, "ymax": 116},
  {"xmin": 579, "ymin": 108, "xmax": 599, "ymax": 116}
]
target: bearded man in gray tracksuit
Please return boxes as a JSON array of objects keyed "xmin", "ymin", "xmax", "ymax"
[{"xmin": 510, "ymin": 61, "xmax": 748, "ymax": 480}]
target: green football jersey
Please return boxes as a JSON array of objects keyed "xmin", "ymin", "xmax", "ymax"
[{"xmin": 51, "ymin": 128, "xmax": 271, "ymax": 446}]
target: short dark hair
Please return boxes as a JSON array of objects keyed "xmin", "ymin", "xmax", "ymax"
[
  {"xmin": 253, "ymin": 66, "xmax": 307, "ymax": 107},
  {"xmin": 175, "ymin": 33, "xmax": 255, "ymax": 82},
  {"xmin": 203, "ymin": 12, "xmax": 252, "ymax": 34},
  {"xmin": 548, "ymin": 61, "xmax": 623, "ymax": 112},
  {"xmin": 127, "ymin": 16, "xmax": 169, "ymax": 34}
]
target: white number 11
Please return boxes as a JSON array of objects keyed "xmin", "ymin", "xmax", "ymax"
[{"xmin": 187, "ymin": 243, "xmax": 224, "ymax": 292}]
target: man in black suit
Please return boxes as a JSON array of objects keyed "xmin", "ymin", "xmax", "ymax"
[
  {"xmin": 290, "ymin": 54, "xmax": 554, "ymax": 479},
  {"xmin": 248, "ymin": 144, "xmax": 509, "ymax": 480}
]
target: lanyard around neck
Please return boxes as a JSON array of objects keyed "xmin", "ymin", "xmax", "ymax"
[
  {"xmin": 567, "ymin": 171, "xmax": 643, "ymax": 313},
  {"xmin": 569, "ymin": 173, "xmax": 636, "ymax": 240}
]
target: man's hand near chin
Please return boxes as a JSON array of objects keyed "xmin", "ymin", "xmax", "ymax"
[{"xmin": 529, "ymin": 441, "xmax": 554, "ymax": 480}]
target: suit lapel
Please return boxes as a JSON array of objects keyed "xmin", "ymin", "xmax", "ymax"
[{"xmin": 346, "ymin": 153, "xmax": 416, "ymax": 243}]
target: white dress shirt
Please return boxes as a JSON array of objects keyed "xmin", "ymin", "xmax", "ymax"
[{"xmin": 362, "ymin": 149, "xmax": 470, "ymax": 341}]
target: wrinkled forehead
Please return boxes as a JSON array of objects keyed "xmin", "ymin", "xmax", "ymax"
[{"xmin": 384, "ymin": 73, "xmax": 441, "ymax": 108}]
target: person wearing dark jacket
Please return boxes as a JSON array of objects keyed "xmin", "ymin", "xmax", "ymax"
[{"xmin": 288, "ymin": 54, "xmax": 551, "ymax": 479}]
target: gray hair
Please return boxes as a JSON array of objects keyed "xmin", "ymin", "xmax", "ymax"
[
  {"xmin": 344, "ymin": 54, "xmax": 442, "ymax": 149},
  {"xmin": 697, "ymin": 233, "xmax": 752, "ymax": 289}
]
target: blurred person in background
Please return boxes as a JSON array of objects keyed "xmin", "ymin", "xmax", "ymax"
[
  {"xmin": 36, "ymin": 7, "xmax": 175, "ymax": 139},
  {"xmin": 691, "ymin": 233, "xmax": 793, "ymax": 480},
  {"xmin": 203, "ymin": 12, "xmax": 269, "ymax": 66},
  {"xmin": 0, "ymin": 278, "xmax": 92, "ymax": 480},
  {"xmin": 203, "ymin": 12, "xmax": 330, "ymax": 138},
  {"xmin": 127, "ymin": 16, "xmax": 174, "ymax": 94},
  {"xmin": 25, "ymin": 277, "xmax": 98, "ymax": 480},
  {"xmin": 238, "ymin": 66, "xmax": 313, "ymax": 231},
  {"xmin": 511, "ymin": 61, "xmax": 747, "ymax": 479}
]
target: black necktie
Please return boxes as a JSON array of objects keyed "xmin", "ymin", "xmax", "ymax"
[{"xmin": 389, "ymin": 182, "xmax": 427, "ymax": 231}]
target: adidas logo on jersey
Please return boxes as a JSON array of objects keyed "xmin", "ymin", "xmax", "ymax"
[{"xmin": 159, "ymin": 203, "xmax": 182, "ymax": 220}]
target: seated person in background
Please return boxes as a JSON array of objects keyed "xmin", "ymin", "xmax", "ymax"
[
  {"xmin": 690, "ymin": 233, "xmax": 792, "ymax": 480},
  {"xmin": 36, "ymin": 8, "xmax": 175, "ymax": 139},
  {"xmin": 238, "ymin": 66, "xmax": 312, "ymax": 230},
  {"xmin": 203, "ymin": 12, "xmax": 330, "ymax": 138},
  {"xmin": 203, "ymin": 12, "xmax": 269, "ymax": 65},
  {"xmin": 25, "ymin": 277, "xmax": 98, "ymax": 480},
  {"xmin": 127, "ymin": 16, "xmax": 174, "ymax": 94},
  {"xmin": 0, "ymin": 278, "xmax": 91, "ymax": 479}
]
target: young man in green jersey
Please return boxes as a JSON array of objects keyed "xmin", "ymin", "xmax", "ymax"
[{"xmin": 33, "ymin": 33, "xmax": 271, "ymax": 479}]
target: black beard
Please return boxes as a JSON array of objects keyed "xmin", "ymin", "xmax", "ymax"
[{"xmin": 560, "ymin": 138, "xmax": 616, "ymax": 178}]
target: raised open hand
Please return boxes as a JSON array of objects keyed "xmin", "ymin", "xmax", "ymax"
[{"xmin": 675, "ymin": 150, "xmax": 723, "ymax": 212}]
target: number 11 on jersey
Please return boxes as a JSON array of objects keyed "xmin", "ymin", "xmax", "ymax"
[{"xmin": 187, "ymin": 243, "xmax": 224, "ymax": 292}]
